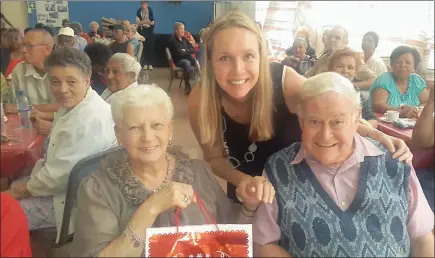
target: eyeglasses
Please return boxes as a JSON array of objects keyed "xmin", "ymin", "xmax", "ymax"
[{"xmin": 23, "ymin": 43, "xmax": 47, "ymax": 49}]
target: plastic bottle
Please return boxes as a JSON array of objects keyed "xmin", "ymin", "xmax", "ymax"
[{"xmin": 16, "ymin": 90, "xmax": 32, "ymax": 128}]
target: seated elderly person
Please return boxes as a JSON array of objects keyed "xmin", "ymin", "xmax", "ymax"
[
  {"xmin": 100, "ymin": 53, "xmax": 141, "ymax": 103},
  {"xmin": 69, "ymin": 22, "xmax": 90, "ymax": 48},
  {"xmin": 4, "ymin": 28, "xmax": 59, "ymax": 135},
  {"xmin": 168, "ymin": 22, "xmax": 196, "ymax": 95},
  {"xmin": 121, "ymin": 20, "xmax": 145, "ymax": 42},
  {"xmin": 72, "ymin": 85, "xmax": 274, "ymax": 257},
  {"xmin": 285, "ymin": 26, "xmax": 316, "ymax": 57},
  {"xmin": 84, "ymin": 43, "xmax": 113, "ymax": 95},
  {"xmin": 125, "ymin": 25, "xmax": 141, "ymax": 58},
  {"xmin": 56, "ymin": 27, "xmax": 77, "ymax": 48},
  {"xmin": 5, "ymin": 47, "xmax": 117, "ymax": 242},
  {"xmin": 370, "ymin": 46, "xmax": 429, "ymax": 118},
  {"xmin": 328, "ymin": 48, "xmax": 378, "ymax": 128},
  {"xmin": 87, "ymin": 21, "xmax": 104, "ymax": 39},
  {"xmin": 252, "ymin": 72, "xmax": 434, "ymax": 257},
  {"xmin": 281, "ymin": 38, "xmax": 316, "ymax": 75},
  {"xmin": 305, "ymin": 26, "xmax": 376, "ymax": 91}
]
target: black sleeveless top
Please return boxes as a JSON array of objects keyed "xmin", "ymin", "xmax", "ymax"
[
  {"xmin": 222, "ymin": 62, "xmax": 302, "ymax": 200},
  {"xmin": 110, "ymin": 41, "xmax": 129, "ymax": 55}
]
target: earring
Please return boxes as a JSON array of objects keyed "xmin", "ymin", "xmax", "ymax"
[{"xmin": 169, "ymin": 137, "xmax": 172, "ymax": 145}]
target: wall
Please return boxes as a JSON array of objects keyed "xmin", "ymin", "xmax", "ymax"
[
  {"xmin": 1, "ymin": 0, "xmax": 29, "ymax": 29},
  {"xmin": 215, "ymin": 1, "xmax": 255, "ymax": 20},
  {"xmin": 27, "ymin": 1, "xmax": 213, "ymax": 34}
]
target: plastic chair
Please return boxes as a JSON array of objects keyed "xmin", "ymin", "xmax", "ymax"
[
  {"xmin": 55, "ymin": 146, "xmax": 120, "ymax": 246},
  {"xmin": 165, "ymin": 47, "xmax": 185, "ymax": 92}
]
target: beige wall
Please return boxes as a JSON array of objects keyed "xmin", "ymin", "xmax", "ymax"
[{"xmin": 1, "ymin": 0, "xmax": 28, "ymax": 29}]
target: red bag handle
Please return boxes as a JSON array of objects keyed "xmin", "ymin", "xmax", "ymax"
[{"xmin": 175, "ymin": 192, "xmax": 220, "ymax": 233}]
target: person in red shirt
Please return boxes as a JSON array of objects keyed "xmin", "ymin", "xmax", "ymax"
[
  {"xmin": 1, "ymin": 28, "xmax": 24, "ymax": 78},
  {"xmin": 1, "ymin": 192, "xmax": 32, "ymax": 257}
]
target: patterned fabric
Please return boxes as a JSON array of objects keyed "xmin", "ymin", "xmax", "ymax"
[
  {"xmin": 265, "ymin": 142, "xmax": 411, "ymax": 257},
  {"xmin": 281, "ymin": 54, "xmax": 316, "ymax": 75},
  {"xmin": 11, "ymin": 177, "xmax": 56, "ymax": 230},
  {"xmin": 369, "ymin": 72, "xmax": 427, "ymax": 108}
]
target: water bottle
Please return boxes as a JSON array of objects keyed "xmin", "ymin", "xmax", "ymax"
[{"xmin": 16, "ymin": 90, "xmax": 32, "ymax": 128}]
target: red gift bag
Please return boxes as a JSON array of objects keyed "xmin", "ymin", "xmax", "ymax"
[{"xmin": 145, "ymin": 193, "xmax": 252, "ymax": 257}]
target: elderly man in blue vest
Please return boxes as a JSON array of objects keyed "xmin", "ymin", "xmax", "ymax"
[{"xmin": 252, "ymin": 72, "xmax": 434, "ymax": 257}]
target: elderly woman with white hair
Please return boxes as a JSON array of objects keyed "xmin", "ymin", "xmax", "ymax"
[
  {"xmin": 100, "ymin": 53, "xmax": 145, "ymax": 104},
  {"xmin": 88, "ymin": 21, "xmax": 104, "ymax": 39},
  {"xmin": 5, "ymin": 47, "xmax": 117, "ymax": 242},
  {"xmin": 252, "ymin": 72, "xmax": 434, "ymax": 258},
  {"xmin": 72, "ymin": 84, "xmax": 274, "ymax": 257}
]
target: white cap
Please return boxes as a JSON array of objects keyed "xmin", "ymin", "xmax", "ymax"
[{"xmin": 58, "ymin": 27, "xmax": 75, "ymax": 37}]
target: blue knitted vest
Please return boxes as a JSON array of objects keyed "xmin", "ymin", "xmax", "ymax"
[{"xmin": 265, "ymin": 142, "xmax": 411, "ymax": 257}]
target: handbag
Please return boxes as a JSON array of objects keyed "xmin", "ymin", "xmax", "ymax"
[{"xmin": 145, "ymin": 193, "xmax": 253, "ymax": 257}]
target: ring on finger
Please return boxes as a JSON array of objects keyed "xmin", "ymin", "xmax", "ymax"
[{"xmin": 183, "ymin": 195, "xmax": 190, "ymax": 204}]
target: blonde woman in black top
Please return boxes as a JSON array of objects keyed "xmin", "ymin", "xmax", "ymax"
[{"xmin": 188, "ymin": 11, "xmax": 413, "ymax": 202}]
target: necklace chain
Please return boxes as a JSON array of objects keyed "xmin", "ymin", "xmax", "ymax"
[{"xmin": 125, "ymin": 153, "xmax": 172, "ymax": 193}]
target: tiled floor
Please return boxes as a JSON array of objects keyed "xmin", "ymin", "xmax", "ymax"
[{"xmin": 31, "ymin": 67, "xmax": 227, "ymax": 257}]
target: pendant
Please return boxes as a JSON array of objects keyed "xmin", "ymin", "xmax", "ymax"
[{"xmin": 248, "ymin": 143, "xmax": 257, "ymax": 152}]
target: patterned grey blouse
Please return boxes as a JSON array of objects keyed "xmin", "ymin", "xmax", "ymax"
[{"xmin": 71, "ymin": 147, "xmax": 241, "ymax": 257}]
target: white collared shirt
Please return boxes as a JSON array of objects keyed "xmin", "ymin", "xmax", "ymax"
[
  {"xmin": 101, "ymin": 81, "xmax": 138, "ymax": 104},
  {"xmin": 27, "ymin": 88, "xmax": 117, "ymax": 242},
  {"xmin": 10, "ymin": 61, "xmax": 56, "ymax": 105},
  {"xmin": 366, "ymin": 53, "xmax": 388, "ymax": 77}
]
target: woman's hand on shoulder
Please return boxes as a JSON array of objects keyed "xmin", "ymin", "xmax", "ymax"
[
  {"xmin": 377, "ymin": 134, "xmax": 413, "ymax": 164},
  {"xmin": 146, "ymin": 182, "xmax": 196, "ymax": 215},
  {"xmin": 236, "ymin": 176, "xmax": 275, "ymax": 210}
]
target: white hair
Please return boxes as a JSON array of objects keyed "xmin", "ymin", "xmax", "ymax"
[
  {"xmin": 110, "ymin": 84, "xmax": 174, "ymax": 127},
  {"xmin": 89, "ymin": 21, "xmax": 99, "ymax": 28},
  {"xmin": 109, "ymin": 53, "xmax": 142, "ymax": 80},
  {"xmin": 297, "ymin": 72, "xmax": 360, "ymax": 116}
]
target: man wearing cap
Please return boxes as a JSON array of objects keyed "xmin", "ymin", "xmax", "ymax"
[
  {"xmin": 56, "ymin": 26, "xmax": 77, "ymax": 48},
  {"xmin": 109, "ymin": 24, "xmax": 134, "ymax": 57},
  {"xmin": 4, "ymin": 28, "xmax": 58, "ymax": 135}
]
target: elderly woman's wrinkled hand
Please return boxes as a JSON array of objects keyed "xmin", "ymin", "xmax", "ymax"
[
  {"xmin": 380, "ymin": 135, "xmax": 413, "ymax": 164},
  {"xmin": 147, "ymin": 182, "xmax": 196, "ymax": 214},
  {"xmin": 236, "ymin": 176, "xmax": 275, "ymax": 210},
  {"xmin": 400, "ymin": 105, "xmax": 419, "ymax": 119}
]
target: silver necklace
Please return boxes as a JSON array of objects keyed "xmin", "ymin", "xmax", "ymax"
[{"xmin": 125, "ymin": 153, "xmax": 172, "ymax": 193}]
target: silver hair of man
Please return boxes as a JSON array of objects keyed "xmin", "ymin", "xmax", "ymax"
[
  {"xmin": 89, "ymin": 21, "xmax": 99, "ymax": 28},
  {"xmin": 110, "ymin": 84, "xmax": 174, "ymax": 127},
  {"xmin": 109, "ymin": 53, "xmax": 142, "ymax": 80},
  {"xmin": 297, "ymin": 72, "xmax": 361, "ymax": 117},
  {"xmin": 173, "ymin": 22, "xmax": 183, "ymax": 33}
]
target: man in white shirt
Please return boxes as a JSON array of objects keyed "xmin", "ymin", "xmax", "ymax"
[
  {"xmin": 4, "ymin": 28, "xmax": 59, "ymax": 135},
  {"xmin": 362, "ymin": 31, "xmax": 388, "ymax": 77}
]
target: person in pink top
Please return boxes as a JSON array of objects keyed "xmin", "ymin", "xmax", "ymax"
[{"xmin": 252, "ymin": 72, "xmax": 434, "ymax": 257}]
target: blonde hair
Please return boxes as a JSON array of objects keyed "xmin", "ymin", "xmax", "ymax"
[
  {"xmin": 328, "ymin": 48, "xmax": 363, "ymax": 71},
  {"xmin": 198, "ymin": 11, "xmax": 274, "ymax": 146},
  {"xmin": 295, "ymin": 25, "xmax": 311, "ymax": 44}
]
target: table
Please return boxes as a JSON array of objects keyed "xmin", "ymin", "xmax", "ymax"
[
  {"xmin": 1, "ymin": 115, "xmax": 45, "ymax": 178},
  {"xmin": 375, "ymin": 113, "xmax": 434, "ymax": 169}
]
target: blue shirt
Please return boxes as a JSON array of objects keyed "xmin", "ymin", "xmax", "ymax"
[{"xmin": 369, "ymin": 72, "xmax": 426, "ymax": 108}]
